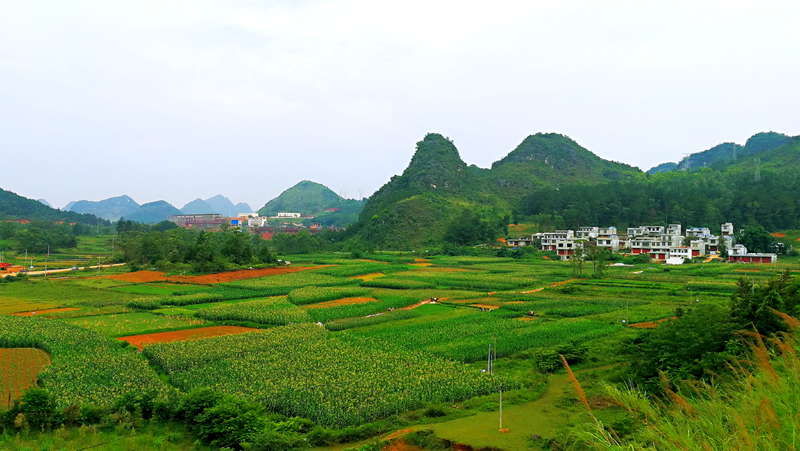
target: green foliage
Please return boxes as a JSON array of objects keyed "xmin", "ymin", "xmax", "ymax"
[
  {"xmin": 144, "ymin": 324, "xmax": 507, "ymax": 427},
  {"xmin": 622, "ymin": 304, "xmax": 738, "ymax": 393},
  {"xmin": 736, "ymin": 225, "xmax": 777, "ymax": 253},
  {"xmin": 0, "ymin": 187, "xmax": 105, "ymax": 224},
  {"xmin": 522, "ymin": 161, "xmax": 800, "ymax": 231},
  {"xmin": 194, "ymin": 297, "xmax": 313, "ymax": 325},
  {"xmin": 0, "ymin": 316, "xmax": 168, "ymax": 408},
  {"xmin": 486, "ymin": 132, "xmax": 642, "ymax": 203},
  {"xmin": 117, "ymin": 228, "xmax": 276, "ymax": 270},
  {"xmin": 347, "ymin": 312, "xmax": 618, "ymax": 363},
  {"xmin": 443, "ymin": 209, "xmax": 503, "ymax": 246},
  {"xmin": 15, "ymin": 221, "xmax": 78, "ymax": 253},
  {"xmin": 287, "ymin": 286, "xmax": 370, "ymax": 305}
]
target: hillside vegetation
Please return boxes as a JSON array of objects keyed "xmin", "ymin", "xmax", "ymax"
[
  {"xmin": 0, "ymin": 188, "xmax": 104, "ymax": 225},
  {"xmin": 483, "ymin": 133, "xmax": 643, "ymax": 202},
  {"xmin": 353, "ymin": 133, "xmax": 509, "ymax": 248}
]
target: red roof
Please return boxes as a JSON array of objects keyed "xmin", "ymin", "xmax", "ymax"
[
  {"xmin": 328, "ymin": 208, "xmax": 339, "ymax": 212},
  {"xmin": 0, "ymin": 263, "xmax": 12, "ymax": 268}
]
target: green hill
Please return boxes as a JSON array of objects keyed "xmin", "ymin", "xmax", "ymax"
[
  {"xmin": 181, "ymin": 198, "xmax": 217, "ymax": 215},
  {"xmin": 483, "ymin": 133, "xmax": 643, "ymax": 202},
  {"xmin": 259, "ymin": 181, "xmax": 348, "ymax": 216},
  {"xmin": 67, "ymin": 195, "xmax": 140, "ymax": 221},
  {"xmin": 354, "ymin": 133, "xmax": 509, "ymax": 248},
  {"xmin": 646, "ymin": 162, "xmax": 678, "ymax": 175},
  {"xmin": 126, "ymin": 201, "xmax": 182, "ymax": 224},
  {"xmin": 0, "ymin": 187, "xmax": 104, "ymax": 224},
  {"xmin": 257, "ymin": 181, "xmax": 365, "ymax": 228},
  {"xmin": 648, "ymin": 132, "xmax": 792, "ymax": 174}
]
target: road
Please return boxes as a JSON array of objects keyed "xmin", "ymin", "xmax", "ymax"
[{"xmin": 0, "ymin": 263, "xmax": 126, "ymax": 278}]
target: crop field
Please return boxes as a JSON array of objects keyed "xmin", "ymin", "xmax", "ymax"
[
  {"xmin": 344, "ymin": 310, "xmax": 620, "ymax": 362},
  {"xmin": 63, "ymin": 312, "xmax": 205, "ymax": 336},
  {"xmin": 194, "ymin": 296, "xmax": 313, "ymax": 325},
  {"xmin": 0, "ymin": 316, "xmax": 168, "ymax": 408},
  {"xmin": 4, "ymin": 252, "xmax": 799, "ymax": 447},
  {"xmin": 143, "ymin": 324, "xmax": 511, "ymax": 427},
  {"xmin": 0, "ymin": 348, "xmax": 51, "ymax": 408}
]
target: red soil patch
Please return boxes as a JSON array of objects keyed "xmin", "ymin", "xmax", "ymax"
[
  {"xmin": 471, "ymin": 303, "xmax": 500, "ymax": 310},
  {"xmin": 1, "ymin": 348, "xmax": 51, "ymax": 406},
  {"xmin": 383, "ymin": 439, "xmax": 426, "ymax": 451},
  {"xmin": 302, "ymin": 297, "xmax": 378, "ymax": 310},
  {"xmin": 772, "ymin": 233, "xmax": 786, "ymax": 238},
  {"xmin": 409, "ymin": 263, "xmax": 433, "ymax": 267},
  {"xmin": 103, "ymin": 266, "xmax": 327, "ymax": 285},
  {"xmin": 414, "ymin": 258, "xmax": 430, "ymax": 263},
  {"xmin": 542, "ymin": 256, "xmax": 550, "ymax": 260},
  {"xmin": 10, "ymin": 307, "xmax": 80, "ymax": 317},
  {"xmin": 629, "ymin": 317, "xmax": 677, "ymax": 329},
  {"xmin": 497, "ymin": 238, "xmax": 507, "ymax": 243},
  {"xmin": 118, "ymin": 326, "xmax": 259, "ymax": 350},
  {"xmin": 516, "ymin": 316, "xmax": 538, "ymax": 321}
]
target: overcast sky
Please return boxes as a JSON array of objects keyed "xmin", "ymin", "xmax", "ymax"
[{"xmin": 2, "ymin": 1, "xmax": 799, "ymax": 210}]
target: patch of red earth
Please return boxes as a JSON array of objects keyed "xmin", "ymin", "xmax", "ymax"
[
  {"xmin": 772, "ymin": 233, "xmax": 786, "ymax": 238},
  {"xmin": 629, "ymin": 317, "xmax": 677, "ymax": 329},
  {"xmin": 302, "ymin": 297, "xmax": 378, "ymax": 310},
  {"xmin": 103, "ymin": 266, "xmax": 328, "ymax": 285},
  {"xmin": 382, "ymin": 439, "xmax": 426, "ymax": 451},
  {"xmin": 118, "ymin": 326, "xmax": 259, "ymax": 350},
  {"xmin": 516, "ymin": 316, "xmax": 538, "ymax": 321},
  {"xmin": 10, "ymin": 307, "xmax": 80, "ymax": 317},
  {"xmin": 413, "ymin": 258, "xmax": 430, "ymax": 263}
]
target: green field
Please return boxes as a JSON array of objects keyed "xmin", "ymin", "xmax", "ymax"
[{"xmin": 2, "ymin": 252, "xmax": 798, "ymax": 450}]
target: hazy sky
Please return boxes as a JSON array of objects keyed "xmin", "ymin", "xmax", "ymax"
[{"xmin": 2, "ymin": 1, "xmax": 799, "ymax": 210}]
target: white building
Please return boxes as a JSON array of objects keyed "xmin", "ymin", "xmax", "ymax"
[
  {"xmin": 541, "ymin": 230, "xmax": 574, "ymax": 251},
  {"xmin": 276, "ymin": 212, "xmax": 302, "ymax": 219}
]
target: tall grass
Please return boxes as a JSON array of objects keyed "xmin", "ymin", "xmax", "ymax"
[{"xmin": 570, "ymin": 312, "xmax": 800, "ymax": 450}]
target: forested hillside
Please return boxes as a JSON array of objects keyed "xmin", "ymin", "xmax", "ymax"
[
  {"xmin": 482, "ymin": 133, "xmax": 642, "ymax": 202},
  {"xmin": 353, "ymin": 133, "xmax": 509, "ymax": 248},
  {"xmin": 0, "ymin": 187, "xmax": 106, "ymax": 225},
  {"xmin": 67, "ymin": 195, "xmax": 140, "ymax": 221}
]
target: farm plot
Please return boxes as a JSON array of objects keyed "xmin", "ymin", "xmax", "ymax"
[
  {"xmin": 103, "ymin": 265, "xmax": 326, "ymax": 284},
  {"xmin": 0, "ymin": 348, "xmax": 51, "ymax": 408},
  {"xmin": 144, "ymin": 324, "xmax": 511, "ymax": 427},
  {"xmin": 500, "ymin": 297, "xmax": 649, "ymax": 318},
  {"xmin": 64, "ymin": 312, "xmax": 204, "ymax": 336},
  {"xmin": 313, "ymin": 262, "xmax": 407, "ymax": 278},
  {"xmin": 346, "ymin": 312, "xmax": 620, "ymax": 363},
  {"xmin": 194, "ymin": 297, "xmax": 312, "ymax": 325},
  {"xmin": 0, "ymin": 316, "xmax": 168, "ymax": 408},
  {"xmin": 118, "ymin": 326, "xmax": 259, "ymax": 350},
  {"xmin": 287, "ymin": 286, "xmax": 370, "ymax": 305},
  {"xmin": 222, "ymin": 271, "xmax": 357, "ymax": 291}
]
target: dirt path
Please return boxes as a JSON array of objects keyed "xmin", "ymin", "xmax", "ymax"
[
  {"xmin": 519, "ymin": 279, "xmax": 575, "ymax": 294},
  {"xmin": 102, "ymin": 265, "xmax": 328, "ymax": 284}
]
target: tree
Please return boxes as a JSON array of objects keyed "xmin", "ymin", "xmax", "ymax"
[
  {"xmin": 736, "ymin": 226, "xmax": 776, "ymax": 253},
  {"xmin": 585, "ymin": 244, "xmax": 608, "ymax": 278}
]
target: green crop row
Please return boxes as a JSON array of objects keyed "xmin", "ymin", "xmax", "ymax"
[
  {"xmin": 287, "ymin": 286, "xmax": 371, "ymax": 305},
  {"xmin": 143, "ymin": 324, "xmax": 512, "ymax": 427},
  {"xmin": 347, "ymin": 312, "xmax": 620, "ymax": 363},
  {"xmin": 0, "ymin": 316, "xmax": 168, "ymax": 408},
  {"xmin": 194, "ymin": 297, "xmax": 312, "ymax": 326}
]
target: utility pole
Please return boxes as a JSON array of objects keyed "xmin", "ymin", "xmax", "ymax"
[{"xmin": 499, "ymin": 387, "xmax": 503, "ymax": 430}]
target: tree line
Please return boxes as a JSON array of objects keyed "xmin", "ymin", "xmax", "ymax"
[{"xmin": 522, "ymin": 168, "xmax": 800, "ymax": 231}]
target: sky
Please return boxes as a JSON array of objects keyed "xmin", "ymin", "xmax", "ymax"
[{"xmin": 2, "ymin": 1, "xmax": 799, "ymax": 210}]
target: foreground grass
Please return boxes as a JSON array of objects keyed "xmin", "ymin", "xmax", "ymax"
[{"xmin": 0, "ymin": 423, "xmax": 212, "ymax": 451}]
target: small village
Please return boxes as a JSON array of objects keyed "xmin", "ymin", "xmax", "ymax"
[{"xmin": 506, "ymin": 222, "xmax": 781, "ymax": 264}]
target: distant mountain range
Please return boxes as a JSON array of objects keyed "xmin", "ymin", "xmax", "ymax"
[
  {"xmin": 182, "ymin": 195, "xmax": 252, "ymax": 217},
  {"xmin": 63, "ymin": 194, "xmax": 252, "ymax": 223}
]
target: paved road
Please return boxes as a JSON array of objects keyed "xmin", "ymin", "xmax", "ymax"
[{"xmin": 0, "ymin": 263, "xmax": 125, "ymax": 278}]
